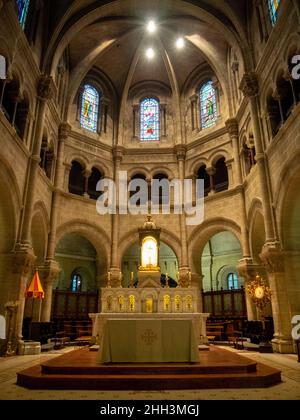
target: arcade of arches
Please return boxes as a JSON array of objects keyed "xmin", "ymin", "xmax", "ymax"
[{"xmin": 0, "ymin": 0, "xmax": 300, "ymax": 358}]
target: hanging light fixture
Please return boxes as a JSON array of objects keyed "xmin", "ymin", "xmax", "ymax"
[
  {"xmin": 176, "ymin": 37, "xmax": 185, "ymax": 49},
  {"xmin": 147, "ymin": 20, "xmax": 157, "ymax": 34},
  {"xmin": 146, "ymin": 47, "xmax": 155, "ymax": 60}
]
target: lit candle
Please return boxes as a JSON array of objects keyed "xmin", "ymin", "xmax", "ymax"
[
  {"xmin": 107, "ymin": 271, "xmax": 111, "ymax": 288},
  {"xmin": 130, "ymin": 272, "xmax": 134, "ymax": 288},
  {"xmin": 165, "ymin": 272, "xmax": 169, "ymax": 288}
]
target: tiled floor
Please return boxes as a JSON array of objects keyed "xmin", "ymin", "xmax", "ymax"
[{"xmin": 0, "ymin": 346, "xmax": 300, "ymax": 400}]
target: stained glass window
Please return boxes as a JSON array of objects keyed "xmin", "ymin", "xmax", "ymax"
[
  {"xmin": 16, "ymin": 0, "xmax": 30, "ymax": 29},
  {"xmin": 140, "ymin": 98, "xmax": 160, "ymax": 141},
  {"xmin": 200, "ymin": 81, "xmax": 217, "ymax": 129},
  {"xmin": 80, "ymin": 84, "xmax": 100, "ymax": 133},
  {"xmin": 227, "ymin": 273, "xmax": 239, "ymax": 290},
  {"xmin": 71, "ymin": 274, "xmax": 82, "ymax": 292},
  {"xmin": 268, "ymin": 0, "xmax": 281, "ymax": 26}
]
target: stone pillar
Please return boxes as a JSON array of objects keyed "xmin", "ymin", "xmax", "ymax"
[
  {"xmin": 64, "ymin": 163, "xmax": 72, "ymax": 191},
  {"xmin": 47, "ymin": 123, "xmax": 71, "ymax": 261},
  {"xmin": 206, "ymin": 167, "xmax": 216, "ymax": 195},
  {"xmin": 175, "ymin": 145, "xmax": 190, "ymax": 283},
  {"xmin": 10, "ymin": 246, "xmax": 36, "ymax": 348},
  {"xmin": 110, "ymin": 146, "xmax": 123, "ymax": 286},
  {"xmin": 260, "ymin": 242, "xmax": 294, "ymax": 353},
  {"xmin": 132, "ymin": 105, "xmax": 139, "ymax": 139},
  {"xmin": 20, "ymin": 75, "xmax": 55, "ymax": 246},
  {"xmin": 239, "ymin": 72, "xmax": 276, "ymax": 242},
  {"xmin": 237, "ymin": 258, "xmax": 260, "ymax": 321},
  {"xmin": 226, "ymin": 118, "xmax": 251, "ymax": 257},
  {"xmin": 39, "ymin": 261, "xmax": 60, "ymax": 322},
  {"xmin": 190, "ymin": 94, "xmax": 199, "ymax": 131},
  {"xmin": 83, "ymin": 169, "xmax": 91, "ymax": 198},
  {"xmin": 175, "ymin": 145, "xmax": 188, "ymax": 263},
  {"xmin": 226, "ymin": 119, "xmax": 242, "ymax": 186}
]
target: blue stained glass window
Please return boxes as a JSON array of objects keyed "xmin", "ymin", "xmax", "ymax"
[
  {"xmin": 200, "ymin": 81, "xmax": 217, "ymax": 129},
  {"xmin": 268, "ymin": 0, "xmax": 281, "ymax": 26},
  {"xmin": 71, "ymin": 274, "xmax": 82, "ymax": 293},
  {"xmin": 80, "ymin": 85, "xmax": 100, "ymax": 133},
  {"xmin": 140, "ymin": 98, "xmax": 160, "ymax": 141},
  {"xmin": 16, "ymin": 0, "xmax": 30, "ymax": 29},
  {"xmin": 227, "ymin": 273, "xmax": 239, "ymax": 290}
]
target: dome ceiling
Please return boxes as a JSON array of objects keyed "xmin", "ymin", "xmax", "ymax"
[{"xmin": 45, "ymin": 0, "xmax": 249, "ymax": 102}]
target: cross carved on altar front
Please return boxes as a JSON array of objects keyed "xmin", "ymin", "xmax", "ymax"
[{"xmin": 141, "ymin": 329, "xmax": 157, "ymax": 345}]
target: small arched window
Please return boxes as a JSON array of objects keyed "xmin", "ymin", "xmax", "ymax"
[
  {"xmin": 140, "ymin": 98, "xmax": 160, "ymax": 141},
  {"xmin": 71, "ymin": 273, "xmax": 82, "ymax": 293},
  {"xmin": 268, "ymin": 0, "xmax": 281, "ymax": 26},
  {"xmin": 80, "ymin": 84, "xmax": 100, "ymax": 133},
  {"xmin": 227, "ymin": 273, "xmax": 239, "ymax": 290},
  {"xmin": 17, "ymin": 0, "xmax": 30, "ymax": 29},
  {"xmin": 200, "ymin": 81, "xmax": 217, "ymax": 129}
]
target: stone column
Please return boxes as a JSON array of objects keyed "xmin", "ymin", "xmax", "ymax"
[
  {"xmin": 20, "ymin": 75, "xmax": 55, "ymax": 246},
  {"xmin": 226, "ymin": 119, "xmax": 242, "ymax": 186},
  {"xmin": 237, "ymin": 259, "xmax": 259, "ymax": 321},
  {"xmin": 260, "ymin": 242, "xmax": 294, "ymax": 353},
  {"xmin": 10, "ymin": 246, "xmax": 36, "ymax": 348},
  {"xmin": 190, "ymin": 94, "xmax": 199, "ymax": 131},
  {"xmin": 110, "ymin": 146, "xmax": 124, "ymax": 287},
  {"xmin": 225, "ymin": 118, "xmax": 251, "ymax": 258},
  {"xmin": 272, "ymin": 90, "xmax": 284, "ymax": 125},
  {"xmin": 39, "ymin": 261, "xmax": 60, "ymax": 322},
  {"xmin": 284, "ymin": 70, "xmax": 298, "ymax": 107},
  {"xmin": 46, "ymin": 123, "xmax": 71, "ymax": 262},
  {"xmin": 206, "ymin": 167, "xmax": 216, "ymax": 195},
  {"xmin": 239, "ymin": 72, "xmax": 276, "ymax": 242},
  {"xmin": 175, "ymin": 145, "xmax": 193, "ymax": 287},
  {"xmin": 132, "ymin": 105, "xmax": 139, "ymax": 139},
  {"xmin": 83, "ymin": 169, "xmax": 91, "ymax": 198},
  {"xmin": 64, "ymin": 163, "xmax": 72, "ymax": 191}
]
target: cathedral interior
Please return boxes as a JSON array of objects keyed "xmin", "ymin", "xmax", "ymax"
[{"xmin": 0, "ymin": 0, "xmax": 300, "ymax": 401}]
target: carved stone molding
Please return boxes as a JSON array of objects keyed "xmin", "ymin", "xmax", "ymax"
[
  {"xmin": 225, "ymin": 118, "xmax": 239, "ymax": 138},
  {"xmin": 174, "ymin": 144, "xmax": 186, "ymax": 161},
  {"xmin": 237, "ymin": 258, "xmax": 263, "ymax": 282},
  {"xmin": 239, "ymin": 72, "xmax": 259, "ymax": 98},
  {"xmin": 113, "ymin": 146, "xmax": 125, "ymax": 163},
  {"xmin": 39, "ymin": 260, "xmax": 61, "ymax": 285},
  {"xmin": 260, "ymin": 242, "xmax": 285, "ymax": 273},
  {"xmin": 37, "ymin": 75, "xmax": 55, "ymax": 101},
  {"xmin": 58, "ymin": 122, "xmax": 71, "ymax": 140},
  {"xmin": 11, "ymin": 245, "xmax": 36, "ymax": 276}
]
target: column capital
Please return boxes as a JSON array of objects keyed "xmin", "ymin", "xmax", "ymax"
[
  {"xmin": 37, "ymin": 75, "xmax": 56, "ymax": 101},
  {"xmin": 239, "ymin": 72, "xmax": 259, "ymax": 98},
  {"xmin": 259, "ymin": 241, "xmax": 285, "ymax": 273},
  {"xmin": 206, "ymin": 167, "xmax": 216, "ymax": 176},
  {"xmin": 113, "ymin": 146, "xmax": 125, "ymax": 163},
  {"xmin": 39, "ymin": 260, "xmax": 60, "ymax": 285},
  {"xmin": 58, "ymin": 122, "xmax": 71, "ymax": 140},
  {"xmin": 190, "ymin": 93, "xmax": 198, "ymax": 103},
  {"xmin": 11, "ymin": 244, "xmax": 36, "ymax": 276},
  {"xmin": 225, "ymin": 118, "xmax": 239, "ymax": 137},
  {"xmin": 174, "ymin": 144, "xmax": 186, "ymax": 161},
  {"xmin": 237, "ymin": 258, "xmax": 263, "ymax": 281},
  {"xmin": 83, "ymin": 169, "xmax": 92, "ymax": 179}
]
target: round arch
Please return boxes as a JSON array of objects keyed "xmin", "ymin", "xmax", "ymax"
[
  {"xmin": 55, "ymin": 219, "xmax": 110, "ymax": 272},
  {"xmin": 189, "ymin": 217, "xmax": 242, "ymax": 274}
]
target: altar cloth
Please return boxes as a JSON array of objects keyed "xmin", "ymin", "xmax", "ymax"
[{"xmin": 98, "ymin": 318, "xmax": 199, "ymax": 363}]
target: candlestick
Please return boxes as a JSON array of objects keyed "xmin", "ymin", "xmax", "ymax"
[
  {"xmin": 165, "ymin": 272, "xmax": 169, "ymax": 288},
  {"xmin": 107, "ymin": 271, "xmax": 111, "ymax": 288},
  {"xmin": 188, "ymin": 270, "xmax": 192, "ymax": 288},
  {"xmin": 130, "ymin": 272, "xmax": 134, "ymax": 288}
]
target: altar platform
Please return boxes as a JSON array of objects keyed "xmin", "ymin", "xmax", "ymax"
[{"xmin": 17, "ymin": 346, "xmax": 281, "ymax": 390}]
